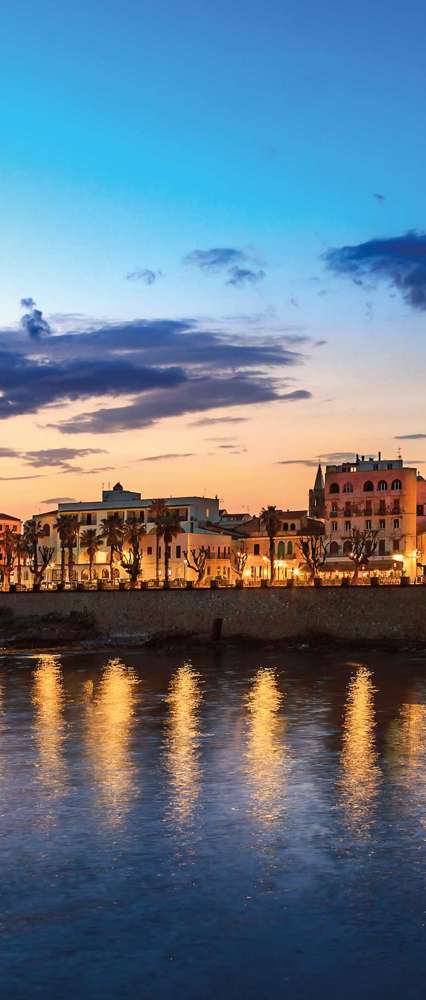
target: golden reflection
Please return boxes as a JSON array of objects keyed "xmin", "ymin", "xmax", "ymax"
[
  {"xmin": 164, "ymin": 662, "xmax": 202, "ymax": 828},
  {"xmin": 246, "ymin": 668, "xmax": 286, "ymax": 825},
  {"xmin": 86, "ymin": 657, "xmax": 138, "ymax": 825},
  {"xmin": 340, "ymin": 666, "xmax": 380, "ymax": 833},
  {"xmin": 32, "ymin": 653, "xmax": 66, "ymax": 795},
  {"xmin": 387, "ymin": 699, "xmax": 426, "ymax": 822}
]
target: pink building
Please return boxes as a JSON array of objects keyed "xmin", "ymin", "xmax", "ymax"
[{"xmin": 322, "ymin": 454, "xmax": 418, "ymax": 581}]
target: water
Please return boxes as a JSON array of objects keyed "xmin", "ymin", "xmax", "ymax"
[{"xmin": 1, "ymin": 646, "xmax": 426, "ymax": 999}]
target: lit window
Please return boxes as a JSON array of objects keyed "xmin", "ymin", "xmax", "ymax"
[
  {"xmin": 378, "ymin": 480, "xmax": 388, "ymax": 491},
  {"xmin": 393, "ymin": 519, "xmax": 399, "ymax": 530},
  {"xmin": 379, "ymin": 519, "xmax": 385, "ymax": 530},
  {"xmin": 391, "ymin": 479, "xmax": 402, "ymax": 491},
  {"xmin": 331, "ymin": 521, "xmax": 338, "ymax": 532}
]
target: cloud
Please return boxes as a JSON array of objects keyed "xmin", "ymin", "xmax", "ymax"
[
  {"xmin": 22, "ymin": 447, "xmax": 107, "ymax": 470},
  {"xmin": 373, "ymin": 193, "xmax": 385, "ymax": 202},
  {"xmin": 126, "ymin": 268, "xmax": 162, "ymax": 284},
  {"xmin": 281, "ymin": 390, "xmax": 311, "ymax": 401},
  {"xmin": 183, "ymin": 248, "xmax": 248, "ymax": 272},
  {"xmin": 41, "ymin": 497, "xmax": 77, "ymax": 504},
  {"xmin": 189, "ymin": 416, "xmax": 249, "ymax": 427},
  {"xmin": 20, "ymin": 298, "xmax": 51, "ymax": 338},
  {"xmin": 395, "ymin": 433, "xmax": 426, "ymax": 440},
  {"xmin": 226, "ymin": 267, "xmax": 265, "ymax": 287},
  {"xmin": 0, "ymin": 473, "xmax": 47, "ymax": 481},
  {"xmin": 276, "ymin": 458, "xmax": 319, "ymax": 467},
  {"xmin": 324, "ymin": 231, "xmax": 426, "ymax": 310},
  {"xmin": 138, "ymin": 453, "xmax": 196, "ymax": 462},
  {"xmin": 0, "ymin": 313, "xmax": 310, "ymax": 431},
  {"xmin": 277, "ymin": 450, "xmax": 357, "ymax": 467}
]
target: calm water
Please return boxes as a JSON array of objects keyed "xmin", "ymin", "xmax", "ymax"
[{"xmin": 1, "ymin": 646, "xmax": 426, "ymax": 999}]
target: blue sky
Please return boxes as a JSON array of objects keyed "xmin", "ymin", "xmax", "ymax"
[{"xmin": 1, "ymin": 0, "xmax": 426, "ymax": 514}]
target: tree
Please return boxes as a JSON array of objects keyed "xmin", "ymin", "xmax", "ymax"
[
  {"xmin": 66, "ymin": 515, "xmax": 80, "ymax": 585},
  {"xmin": 99, "ymin": 513, "xmax": 124, "ymax": 584},
  {"xmin": 80, "ymin": 528, "xmax": 100, "ymax": 585},
  {"xmin": 55, "ymin": 514, "xmax": 72, "ymax": 585},
  {"xmin": 298, "ymin": 536, "xmax": 329, "ymax": 582},
  {"xmin": 148, "ymin": 499, "xmax": 167, "ymax": 585},
  {"xmin": 347, "ymin": 528, "xmax": 378, "ymax": 583},
  {"xmin": 1, "ymin": 527, "xmax": 16, "ymax": 591},
  {"xmin": 184, "ymin": 546, "xmax": 208, "ymax": 586},
  {"xmin": 161, "ymin": 509, "xmax": 182, "ymax": 588},
  {"xmin": 260, "ymin": 506, "xmax": 282, "ymax": 583},
  {"xmin": 231, "ymin": 548, "xmax": 248, "ymax": 581},
  {"xmin": 14, "ymin": 533, "xmax": 27, "ymax": 588},
  {"xmin": 121, "ymin": 515, "xmax": 146, "ymax": 588},
  {"xmin": 24, "ymin": 518, "xmax": 48, "ymax": 590}
]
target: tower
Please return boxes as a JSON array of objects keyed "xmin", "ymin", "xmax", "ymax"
[{"xmin": 309, "ymin": 463, "xmax": 325, "ymax": 519}]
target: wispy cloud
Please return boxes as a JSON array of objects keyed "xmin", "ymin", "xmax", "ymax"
[
  {"xmin": 41, "ymin": 497, "xmax": 77, "ymax": 504},
  {"xmin": 138, "ymin": 453, "xmax": 195, "ymax": 462},
  {"xmin": 395, "ymin": 433, "xmax": 426, "ymax": 440},
  {"xmin": 226, "ymin": 267, "xmax": 265, "ymax": 287},
  {"xmin": 126, "ymin": 268, "xmax": 162, "ymax": 284},
  {"xmin": 184, "ymin": 247, "xmax": 265, "ymax": 287},
  {"xmin": 324, "ymin": 231, "xmax": 426, "ymax": 310},
  {"xmin": 189, "ymin": 416, "xmax": 249, "ymax": 427}
]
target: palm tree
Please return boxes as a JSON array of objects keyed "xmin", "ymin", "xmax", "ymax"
[
  {"xmin": 14, "ymin": 533, "xmax": 27, "ymax": 587},
  {"xmin": 23, "ymin": 518, "xmax": 46, "ymax": 590},
  {"xmin": 55, "ymin": 514, "xmax": 71, "ymax": 585},
  {"xmin": 99, "ymin": 513, "xmax": 124, "ymax": 584},
  {"xmin": 2, "ymin": 527, "xmax": 16, "ymax": 591},
  {"xmin": 162, "ymin": 509, "xmax": 182, "ymax": 588},
  {"xmin": 80, "ymin": 528, "xmax": 100, "ymax": 584},
  {"xmin": 66, "ymin": 515, "xmax": 80, "ymax": 585},
  {"xmin": 121, "ymin": 515, "xmax": 146, "ymax": 588},
  {"xmin": 148, "ymin": 499, "xmax": 167, "ymax": 585},
  {"xmin": 260, "ymin": 505, "xmax": 282, "ymax": 584}
]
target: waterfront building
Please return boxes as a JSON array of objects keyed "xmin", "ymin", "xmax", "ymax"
[
  {"xmin": 236, "ymin": 509, "xmax": 324, "ymax": 583},
  {"xmin": 322, "ymin": 454, "xmax": 418, "ymax": 581},
  {"xmin": 0, "ymin": 513, "xmax": 22, "ymax": 583}
]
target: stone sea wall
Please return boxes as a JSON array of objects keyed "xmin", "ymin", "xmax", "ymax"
[{"xmin": 1, "ymin": 587, "xmax": 426, "ymax": 644}]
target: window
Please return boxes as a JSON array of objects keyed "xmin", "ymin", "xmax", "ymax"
[
  {"xmin": 147, "ymin": 546, "xmax": 152, "ymax": 555},
  {"xmin": 366, "ymin": 519, "xmax": 372, "ymax": 530},
  {"xmin": 282, "ymin": 522, "xmax": 289, "ymax": 531},
  {"xmin": 345, "ymin": 520, "xmax": 351, "ymax": 532},
  {"xmin": 290, "ymin": 522, "xmax": 296, "ymax": 531},
  {"xmin": 344, "ymin": 502, "xmax": 352, "ymax": 516},
  {"xmin": 43, "ymin": 524, "xmax": 50, "ymax": 536},
  {"xmin": 343, "ymin": 540, "xmax": 352, "ymax": 555},
  {"xmin": 379, "ymin": 519, "xmax": 385, "ymax": 530},
  {"xmin": 378, "ymin": 480, "xmax": 388, "ymax": 491},
  {"xmin": 391, "ymin": 479, "xmax": 402, "ymax": 491},
  {"xmin": 373, "ymin": 463, "xmax": 378, "ymax": 471},
  {"xmin": 331, "ymin": 503, "xmax": 338, "ymax": 514},
  {"xmin": 139, "ymin": 511, "xmax": 145, "ymax": 522},
  {"xmin": 277, "ymin": 541, "xmax": 285, "ymax": 559},
  {"xmin": 363, "ymin": 481, "xmax": 374, "ymax": 492},
  {"xmin": 387, "ymin": 463, "xmax": 393, "ymax": 470},
  {"xmin": 330, "ymin": 541, "xmax": 339, "ymax": 555},
  {"xmin": 287, "ymin": 541, "xmax": 293, "ymax": 555},
  {"xmin": 254, "ymin": 543, "xmax": 260, "ymax": 555},
  {"xmin": 329, "ymin": 483, "xmax": 340, "ymax": 494},
  {"xmin": 176, "ymin": 545, "xmax": 181, "ymax": 558},
  {"xmin": 393, "ymin": 539, "xmax": 400, "ymax": 552},
  {"xmin": 393, "ymin": 500, "xmax": 400, "ymax": 515},
  {"xmin": 417, "ymin": 504, "xmax": 424, "ymax": 517},
  {"xmin": 365, "ymin": 500, "xmax": 372, "ymax": 515},
  {"xmin": 331, "ymin": 521, "xmax": 338, "ymax": 532},
  {"xmin": 378, "ymin": 539, "xmax": 386, "ymax": 555},
  {"xmin": 393, "ymin": 519, "xmax": 400, "ymax": 530},
  {"xmin": 343, "ymin": 482, "xmax": 353, "ymax": 493}
]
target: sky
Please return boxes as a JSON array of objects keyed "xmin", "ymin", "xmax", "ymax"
[{"xmin": 1, "ymin": 0, "xmax": 426, "ymax": 519}]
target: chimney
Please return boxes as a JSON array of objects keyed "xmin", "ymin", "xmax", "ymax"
[{"xmin": 378, "ymin": 450, "xmax": 381, "ymax": 461}]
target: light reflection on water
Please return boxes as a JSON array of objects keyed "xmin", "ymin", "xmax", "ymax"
[
  {"xmin": 164, "ymin": 661, "xmax": 202, "ymax": 829},
  {"xmin": 32, "ymin": 653, "xmax": 67, "ymax": 797},
  {"xmin": 85, "ymin": 657, "xmax": 139, "ymax": 825},
  {"xmin": 340, "ymin": 665, "xmax": 380, "ymax": 835},
  {"xmin": 2, "ymin": 648, "xmax": 426, "ymax": 998},
  {"xmin": 246, "ymin": 667, "xmax": 286, "ymax": 825}
]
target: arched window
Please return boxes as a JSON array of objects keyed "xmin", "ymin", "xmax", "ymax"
[
  {"xmin": 378, "ymin": 480, "xmax": 388, "ymax": 491},
  {"xmin": 282, "ymin": 522, "xmax": 288, "ymax": 531},
  {"xmin": 329, "ymin": 482, "xmax": 340, "ymax": 494},
  {"xmin": 43, "ymin": 524, "xmax": 50, "ymax": 536},
  {"xmin": 290, "ymin": 522, "xmax": 296, "ymax": 531},
  {"xmin": 287, "ymin": 541, "xmax": 293, "ymax": 555},
  {"xmin": 329, "ymin": 541, "xmax": 339, "ymax": 556},
  {"xmin": 343, "ymin": 539, "xmax": 352, "ymax": 555},
  {"xmin": 391, "ymin": 478, "xmax": 402, "ymax": 491},
  {"xmin": 343, "ymin": 482, "xmax": 353, "ymax": 493},
  {"xmin": 277, "ymin": 541, "xmax": 285, "ymax": 559},
  {"xmin": 363, "ymin": 481, "xmax": 374, "ymax": 492}
]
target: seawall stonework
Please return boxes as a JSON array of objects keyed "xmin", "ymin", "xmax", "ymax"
[{"xmin": 1, "ymin": 588, "xmax": 426, "ymax": 643}]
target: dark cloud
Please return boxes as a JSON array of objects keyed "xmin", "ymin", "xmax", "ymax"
[
  {"xmin": 276, "ymin": 458, "xmax": 319, "ymax": 467},
  {"xmin": 22, "ymin": 447, "xmax": 106, "ymax": 470},
  {"xmin": 20, "ymin": 298, "xmax": 51, "ymax": 339},
  {"xmin": 138, "ymin": 453, "xmax": 195, "ymax": 462},
  {"xmin": 126, "ymin": 268, "xmax": 162, "ymax": 284},
  {"xmin": 395, "ymin": 433, "xmax": 426, "ymax": 440},
  {"xmin": 183, "ymin": 248, "xmax": 248, "ymax": 272},
  {"xmin": 277, "ymin": 450, "xmax": 357, "ymax": 467},
  {"xmin": 0, "ymin": 473, "xmax": 46, "ymax": 481},
  {"xmin": 324, "ymin": 231, "xmax": 426, "ymax": 310},
  {"xmin": 226, "ymin": 267, "xmax": 265, "ymax": 287},
  {"xmin": 281, "ymin": 390, "xmax": 311, "ymax": 401},
  {"xmin": 189, "ymin": 416, "xmax": 249, "ymax": 427}
]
